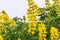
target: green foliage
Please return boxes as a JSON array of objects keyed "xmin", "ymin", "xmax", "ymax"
[{"xmin": 2, "ymin": 17, "xmax": 38, "ymax": 40}]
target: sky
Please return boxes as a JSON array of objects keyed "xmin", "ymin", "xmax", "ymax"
[{"xmin": 0, "ymin": 0, "xmax": 52, "ymax": 18}]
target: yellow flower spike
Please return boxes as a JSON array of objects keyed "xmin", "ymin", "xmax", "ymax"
[
  {"xmin": 38, "ymin": 23, "xmax": 47, "ymax": 40},
  {"xmin": 0, "ymin": 35, "xmax": 3, "ymax": 40},
  {"xmin": 50, "ymin": 27, "xmax": 59, "ymax": 40},
  {"xmin": 27, "ymin": 0, "xmax": 41, "ymax": 35}
]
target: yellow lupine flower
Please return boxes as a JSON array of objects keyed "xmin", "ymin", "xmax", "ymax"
[
  {"xmin": 50, "ymin": 27, "xmax": 59, "ymax": 40},
  {"xmin": 50, "ymin": 27, "xmax": 59, "ymax": 33},
  {"xmin": 38, "ymin": 23, "xmax": 47, "ymax": 40},
  {"xmin": 27, "ymin": 0, "xmax": 39, "ymax": 35},
  {"xmin": 0, "ymin": 35, "xmax": 3, "ymax": 40}
]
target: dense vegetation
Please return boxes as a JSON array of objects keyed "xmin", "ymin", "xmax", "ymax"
[{"xmin": 0, "ymin": 0, "xmax": 60, "ymax": 40}]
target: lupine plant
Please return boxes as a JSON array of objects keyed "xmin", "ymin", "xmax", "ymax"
[{"xmin": 0, "ymin": 0, "xmax": 60, "ymax": 40}]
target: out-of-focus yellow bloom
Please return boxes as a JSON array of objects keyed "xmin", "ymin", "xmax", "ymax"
[{"xmin": 0, "ymin": 35, "xmax": 3, "ymax": 40}]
